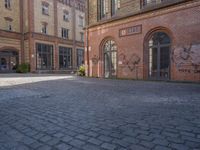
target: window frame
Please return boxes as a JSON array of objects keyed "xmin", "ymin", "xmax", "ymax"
[
  {"xmin": 80, "ymin": 32, "xmax": 84, "ymax": 42},
  {"xmin": 42, "ymin": 2, "xmax": 49, "ymax": 15},
  {"xmin": 61, "ymin": 28, "xmax": 69, "ymax": 39},
  {"xmin": 111, "ymin": 0, "xmax": 120, "ymax": 16},
  {"xmin": 4, "ymin": 17, "xmax": 13, "ymax": 31},
  {"xmin": 5, "ymin": 0, "xmax": 11, "ymax": 9},
  {"xmin": 59, "ymin": 46, "xmax": 73, "ymax": 69},
  {"xmin": 141, "ymin": 0, "xmax": 166, "ymax": 8},
  {"xmin": 63, "ymin": 10, "xmax": 69, "ymax": 22},
  {"xmin": 41, "ymin": 23, "xmax": 48, "ymax": 34},
  {"xmin": 77, "ymin": 49, "xmax": 84, "ymax": 68},
  {"xmin": 98, "ymin": 0, "xmax": 108, "ymax": 20},
  {"xmin": 79, "ymin": 16, "xmax": 84, "ymax": 27},
  {"xmin": 36, "ymin": 43, "xmax": 54, "ymax": 70}
]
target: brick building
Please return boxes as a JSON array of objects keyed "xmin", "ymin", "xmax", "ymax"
[
  {"xmin": 0, "ymin": 0, "xmax": 85, "ymax": 73},
  {"xmin": 85, "ymin": 0, "xmax": 200, "ymax": 82}
]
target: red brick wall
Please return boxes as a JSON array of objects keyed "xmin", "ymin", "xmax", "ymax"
[{"xmin": 87, "ymin": 1, "xmax": 200, "ymax": 82}]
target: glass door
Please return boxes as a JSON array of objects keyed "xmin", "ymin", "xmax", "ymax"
[
  {"xmin": 148, "ymin": 32, "xmax": 171, "ymax": 80},
  {"xmin": 103, "ymin": 40, "xmax": 117, "ymax": 78}
]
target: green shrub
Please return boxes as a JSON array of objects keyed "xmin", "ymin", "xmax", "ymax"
[
  {"xmin": 16, "ymin": 63, "xmax": 30, "ymax": 73},
  {"xmin": 77, "ymin": 65, "xmax": 85, "ymax": 76}
]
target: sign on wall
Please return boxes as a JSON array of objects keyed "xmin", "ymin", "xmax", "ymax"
[{"xmin": 119, "ymin": 25, "xmax": 142, "ymax": 37}]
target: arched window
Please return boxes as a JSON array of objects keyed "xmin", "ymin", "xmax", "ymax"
[
  {"xmin": 148, "ymin": 32, "xmax": 171, "ymax": 80},
  {"xmin": 103, "ymin": 40, "xmax": 117, "ymax": 78}
]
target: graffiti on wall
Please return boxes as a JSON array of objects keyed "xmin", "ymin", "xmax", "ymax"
[
  {"xmin": 92, "ymin": 55, "xmax": 99, "ymax": 65},
  {"xmin": 119, "ymin": 53, "xmax": 141, "ymax": 72},
  {"xmin": 171, "ymin": 43, "xmax": 200, "ymax": 74}
]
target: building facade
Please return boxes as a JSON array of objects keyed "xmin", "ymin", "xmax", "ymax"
[
  {"xmin": 85, "ymin": 0, "xmax": 200, "ymax": 82},
  {"xmin": 0, "ymin": 0, "xmax": 85, "ymax": 73}
]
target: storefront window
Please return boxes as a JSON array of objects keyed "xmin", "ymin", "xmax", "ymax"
[
  {"xmin": 59, "ymin": 47, "xmax": 72, "ymax": 69},
  {"xmin": 36, "ymin": 43, "xmax": 53, "ymax": 70},
  {"xmin": 77, "ymin": 49, "xmax": 84, "ymax": 67},
  {"xmin": 0, "ymin": 51, "xmax": 18, "ymax": 72}
]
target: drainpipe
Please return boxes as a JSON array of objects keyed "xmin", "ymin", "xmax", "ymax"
[
  {"xmin": 20, "ymin": 0, "xmax": 24, "ymax": 64},
  {"xmin": 86, "ymin": 0, "xmax": 90, "ymax": 76},
  {"xmin": 72, "ymin": 0, "xmax": 76, "ymax": 72},
  {"xmin": 85, "ymin": 27, "xmax": 89, "ymax": 76}
]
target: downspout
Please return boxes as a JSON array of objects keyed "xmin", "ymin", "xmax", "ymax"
[
  {"xmin": 85, "ymin": 27, "xmax": 89, "ymax": 76},
  {"xmin": 86, "ymin": 0, "xmax": 90, "ymax": 76},
  {"xmin": 20, "ymin": 0, "xmax": 24, "ymax": 64},
  {"xmin": 72, "ymin": 0, "xmax": 76, "ymax": 72}
]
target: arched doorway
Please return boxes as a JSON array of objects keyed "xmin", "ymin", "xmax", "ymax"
[
  {"xmin": 148, "ymin": 32, "xmax": 171, "ymax": 80},
  {"xmin": 0, "ymin": 50, "xmax": 18, "ymax": 73},
  {"xmin": 103, "ymin": 40, "xmax": 117, "ymax": 78}
]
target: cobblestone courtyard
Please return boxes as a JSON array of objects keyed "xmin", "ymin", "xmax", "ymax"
[{"xmin": 0, "ymin": 74, "xmax": 200, "ymax": 150}]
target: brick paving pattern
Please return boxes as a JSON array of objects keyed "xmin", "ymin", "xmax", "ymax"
[{"xmin": 0, "ymin": 74, "xmax": 200, "ymax": 150}]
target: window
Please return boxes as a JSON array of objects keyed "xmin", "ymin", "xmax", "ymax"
[
  {"xmin": 36, "ymin": 43, "xmax": 53, "ymax": 70},
  {"xmin": 80, "ymin": 32, "xmax": 84, "ymax": 42},
  {"xmin": 111, "ymin": 0, "xmax": 120, "ymax": 16},
  {"xmin": 0, "ymin": 51, "xmax": 18, "ymax": 72},
  {"xmin": 5, "ymin": 0, "xmax": 11, "ymax": 9},
  {"xmin": 7, "ymin": 23, "xmax": 12, "ymax": 31},
  {"xmin": 79, "ymin": 16, "xmax": 84, "ymax": 27},
  {"xmin": 61, "ymin": 28, "xmax": 69, "ymax": 39},
  {"xmin": 142, "ymin": 0, "xmax": 166, "ymax": 7},
  {"xmin": 59, "ymin": 47, "xmax": 72, "ymax": 69},
  {"xmin": 148, "ymin": 32, "xmax": 171, "ymax": 79},
  {"xmin": 41, "ymin": 23, "xmax": 47, "ymax": 34},
  {"xmin": 98, "ymin": 0, "xmax": 108, "ymax": 20},
  {"xmin": 62, "ymin": 0, "xmax": 72, "ymax": 6},
  {"xmin": 77, "ymin": 49, "xmax": 84, "ymax": 67},
  {"xmin": 42, "ymin": 2, "xmax": 49, "ymax": 15},
  {"xmin": 103, "ymin": 40, "xmax": 117, "ymax": 78},
  {"xmin": 4, "ymin": 17, "xmax": 13, "ymax": 31},
  {"xmin": 63, "ymin": 10, "xmax": 69, "ymax": 22},
  {"xmin": 6, "ymin": 21, "xmax": 12, "ymax": 31}
]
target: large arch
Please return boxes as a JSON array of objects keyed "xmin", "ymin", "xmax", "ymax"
[
  {"xmin": 99, "ymin": 37, "xmax": 118, "ymax": 78},
  {"xmin": 143, "ymin": 27, "xmax": 173, "ymax": 80},
  {"xmin": 0, "ymin": 47, "xmax": 19, "ymax": 73}
]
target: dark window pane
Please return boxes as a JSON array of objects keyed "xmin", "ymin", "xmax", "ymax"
[
  {"xmin": 59, "ymin": 46, "xmax": 72, "ymax": 69},
  {"xmin": 77, "ymin": 49, "xmax": 84, "ymax": 67},
  {"xmin": 36, "ymin": 43, "xmax": 53, "ymax": 70}
]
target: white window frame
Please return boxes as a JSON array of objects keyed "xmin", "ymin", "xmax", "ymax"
[
  {"xmin": 41, "ymin": 24, "xmax": 47, "ymax": 34},
  {"xmin": 5, "ymin": 0, "xmax": 11, "ymax": 9},
  {"xmin": 80, "ymin": 32, "xmax": 84, "ymax": 42},
  {"xmin": 42, "ymin": 4, "xmax": 49, "ymax": 15},
  {"xmin": 79, "ymin": 16, "xmax": 84, "ymax": 27},
  {"xmin": 63, "ymin": 11, "xmax": 69, "ymax": 22},
  {"xmin": 61, "ymin": 28, "xmax": 69, "ymax": 39}
]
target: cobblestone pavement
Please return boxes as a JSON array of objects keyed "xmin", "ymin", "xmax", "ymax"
[{"xmin": 0, "ymin": 74, "xmax": 200, "ymax": 150}]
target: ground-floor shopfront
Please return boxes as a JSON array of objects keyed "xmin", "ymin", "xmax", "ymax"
[
  {"xmin": 0, "ymin": 50, "xmax": 19, "ymax": 73},
  {"xmin": 33, "ymin": 41, "xmax": 84, "ymax": 73},
  {"xmin": 86, "ymin": 1, "xmax": 200, "ymax": 82},
  {"xmin": 0, "ymin": 33, "xmax": 21, "ymax": 73},
  {"xmin": 0, "ymin": 32, "xmax": 84, "ymax": 73}
]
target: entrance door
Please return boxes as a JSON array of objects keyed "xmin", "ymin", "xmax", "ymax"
[
  {"xmin": 103, "ymin": 40, "xmax": 117, "ymax": 78},
  {"xmin": 148, "ymin": 32, "xmax": 171, "ymax": 80},
  {"xmin": 0, "ymin": 51, "xmax": 18, "ymax": 73}
]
